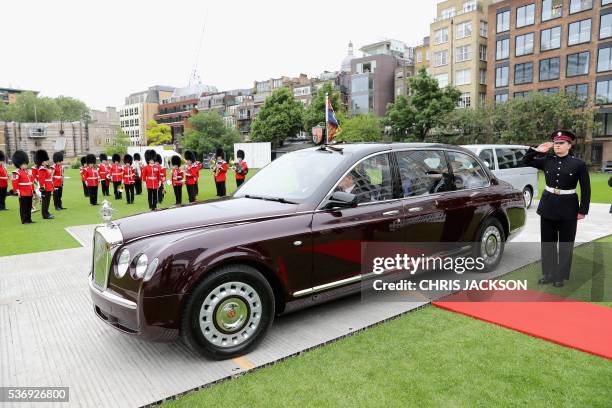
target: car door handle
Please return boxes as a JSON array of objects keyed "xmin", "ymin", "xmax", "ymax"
[
  {"xmin": 382, "ymin": 210, "xmax": 400, "ymax": 216},
  {"xmin": 408, "ymin": 207, "xmax": 422, "ymax": 213}
]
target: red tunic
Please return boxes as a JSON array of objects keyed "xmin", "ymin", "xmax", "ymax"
[
  {"xmin": 0, "ymin": 164, "xmax": 8, "ymax": 188},
  {"xmin": 235, "ymin": 160, "xmax": 248, "ymax": 181},
  {"xmin": 79, "ymin": 166, "xmax": 87, "ymax": 182},
  {"xmin": 11, "ymin": 169, "xmax": 34, "ymax": 196},
  {"xmin": 214, "ymin": 162, "xmax": 228, "ymax": 183},
  {"xmin": 123, "ymin": 165, "xmax": 135, "ymax": 185},
  {"xmin": 37, "ymin": 166, "xmax": 54, "ymax": 192},
  {"xmin": 185, "ymin": 163, "xmax": 198, "ymax": 185},
  {"xmin": 171, "ymin": 167, "xmax": 185, "ymax": 186},
  {"xmin": 98, "ymin": 163, "xmax": 110, "ymax": 185},
  {"xmin": 141, "ymin": 164, "xmax": 160, "ymax": 189},
  {"xmin": 52, "ymin": 163, "xmax": 63, "ymax": 187},
  {"xmin": 111, "ymin": 163, "xmax": 124, "ymax": 183},
  {"xmin": 85, "ymin": 166, "xmax": 100, "ymax": 187}
]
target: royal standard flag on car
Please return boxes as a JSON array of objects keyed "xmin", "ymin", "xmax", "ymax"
[{"xmin": 325, "ymin": 94, "xmax": 342, "ymax": 143}]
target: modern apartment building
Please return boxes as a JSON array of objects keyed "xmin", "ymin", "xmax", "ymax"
[
  {"xmin": 487, "ymin": 0, "xmax": 612, "ymax": 164},
  {"xmin": 119, "ymin": 85, "xmax": 175, "ymax": 146}
]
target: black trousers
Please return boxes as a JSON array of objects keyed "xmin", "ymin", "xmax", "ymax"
[
  {"xmin": 147, "ymin": 188, "xmax": 157, "ymax": 210},
  {"xmin": 19, "ymin": 196, "xmax": 33, "ymax": 223},
  {"xmin": 541, "ymin": 217, "xmax": 578, "ymax": 282},
  {"xmin": 53, "ymin": 186, "xmax": 63, "ymax": 209},
  {"xmin": 82, "ymin": 181, "xmax": 89, "ymax": 197},
  {"xmin": 173, "ymin": 185, "xmax": 183, "ymax": 205},
  {"xmin": 125, "ymin": 184, "xmax": 135, "ymax": 204},
  {"xmin": 157, "ymin": 186, "xmax": 164, "ymax": 204},
  {"xmin": 187, "ymin": 184, "xmax": 197, "ymax": 203},
  {"xmin": 236, "ymin": 178, "xmax": 244, "ymax": 188},
  {"xmin": 113, "ymin": 181, "xmax": 122, "ymax": 199},
  {"xmin": 135, "ymin": 178, "xmax": 142, "ymax": 195},
  {"xmin": 0, "ymin": 187, "xmax": 6, "ymax": 210},
  {"xmin": 101, "ymin": 180, "xmax": 110, "ymax": 196},
  {"xmin": 41, "ymin": 190, "xmax": 52, "ymax": 218},
  {"xmin": 88, "ymin": 186, "xmax": 98, "ymax": 205},
  {"xmin": 215, "ymin": 181, "xmax": 226, "ymax": 197}
]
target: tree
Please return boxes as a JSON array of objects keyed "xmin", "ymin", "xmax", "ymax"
[
  {"xmin": 384, "ymin": 68, "xmax": 461, "ymax": 141},
  {"xmin": 55, "ymin": 95, "xmax": 90, "ymax": 122},
  {"xmin": 335, "ymin": 113, "xmax": 382, "ymax": 142},
  {"xmin": 145, "ymin": 120, "xmax": 172, "ymax": 145},
  {"xmin": 2, "ymin": 91, "xmax": 60, "ymax": 122},
  {"xmin": 181, "ymin": 111, "xmax": 240, "ymax": 160},
  {"xmin": 105, "ymin": 128, "xmax": 131, "ymax": 156},
  {"xmin": 303, "ymin": 82, "xmax": 344, "ymax": 133},
  {"xmin": 251, "ymin": 87, "xmax": 304, "ymax": 147}
]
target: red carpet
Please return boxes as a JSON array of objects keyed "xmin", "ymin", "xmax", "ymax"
[{"xmin": 433, "ymin": 290, "xmax": 612, "ymax": 360}]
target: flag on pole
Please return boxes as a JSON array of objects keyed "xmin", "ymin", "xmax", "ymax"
[{"xmin": 325, "ymin": 94, "xmax": 341, "ymax": 144}]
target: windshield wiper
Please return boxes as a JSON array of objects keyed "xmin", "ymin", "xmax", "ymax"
[{"xmin": 244, "ymin": 194, "xmax": 298, "ymax": 204}]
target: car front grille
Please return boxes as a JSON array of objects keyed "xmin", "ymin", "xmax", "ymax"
[{"xmin": 91, "ymin": 226, "xmax": 124, "ymax": 291}]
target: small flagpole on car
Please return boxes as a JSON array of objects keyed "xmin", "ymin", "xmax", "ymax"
[{"xmin": 325, "ymin": 92, "xmax": 329, "ymax": 145}]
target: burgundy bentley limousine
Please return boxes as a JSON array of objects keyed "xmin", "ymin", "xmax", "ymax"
[{"xmin": 89, "ymin": 143, "xmax": 526, "ymax": 359}]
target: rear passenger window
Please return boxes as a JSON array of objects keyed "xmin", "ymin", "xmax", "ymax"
[
  {"xmin": 396, "ymin": 150, "xmax": 453, "ymax": 197},
  {"xmin": 512, "ymin": 148, "xmax": 527, "ymax": 167},
  {"xmin": 478, "ymin": 149, "xmax": 495, "ymax": 170},
  {"xmin": 447, "ymin": 151, "xmax": 489, "ymax": 189}
]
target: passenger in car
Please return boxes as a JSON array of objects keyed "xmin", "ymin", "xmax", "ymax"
[{"xmin": 336, "ymin": 171, "xmax": 376, "ymax": 203}]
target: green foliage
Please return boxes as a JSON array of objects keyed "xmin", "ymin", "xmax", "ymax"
[
  {"xmin": 145, "ymin": 120, "xmax": 173, "ymax": 146},
  {"xmin": 384, "ymin": 68, "xmax": 461, "ymax": 141},
  {"xmin": 104, "ymin": 128, "xmax": 131, "ymax": 156},
  {"xmin": 251, "ymin": 88, "xmax": 304, "ymax": 147},
  {"xmin": 303, "ymin": 82, "xmax": 344, "ymax": 133},
  {"xmin": 54, "ymin": 95, "xmax": 90, "ymax": 122},
  {"xmin": 182, "ymin": 111, "xmax": 240, "ymax": 159},
  {"xmin": 0, "ymin": 92, "xmax": 90, "ymax": 123},
  {"xmin": 336, "ymin": 113, "xmax": 382, "ymax": 142}
]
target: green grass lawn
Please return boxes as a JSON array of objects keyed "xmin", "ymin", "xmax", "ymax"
[
  {"xmin": 535, "ymin": 171, "xmax": 611, "ymax": 203},
  {"xmin": 0, "ymin": 168, "xmax": 256, "ymax": 256}
]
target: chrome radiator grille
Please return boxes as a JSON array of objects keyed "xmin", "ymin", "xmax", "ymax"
[{"xmin": 92, "ymin": 230, "xmax": 111, "ymax": 290}]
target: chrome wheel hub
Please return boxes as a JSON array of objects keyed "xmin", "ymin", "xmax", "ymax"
[
  {"xmin": 481, "ymin": 226, "xmax": 502, "ymax": 263},
  {"xmin": 199, "ymin": 281, "xmax": 262, "ymax": 348}
]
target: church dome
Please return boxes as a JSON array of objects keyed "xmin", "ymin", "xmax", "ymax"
[{"xmin": 341, "ymin": 41, "xmax": 355, "ymax": 73}]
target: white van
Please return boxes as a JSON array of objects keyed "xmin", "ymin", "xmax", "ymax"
[{"xmin": 462, "ymin": 144, "xmax": 539, "ymax": 208}]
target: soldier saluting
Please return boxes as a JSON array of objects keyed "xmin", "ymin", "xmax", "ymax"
[{"xmin": 523, "ymin": 129, "xmax": 591, "ymax": 288}]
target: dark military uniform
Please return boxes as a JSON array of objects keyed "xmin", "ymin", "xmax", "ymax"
[{"xmin": 523, "ymin": 131, "xmax": 590, "ymax": 285}]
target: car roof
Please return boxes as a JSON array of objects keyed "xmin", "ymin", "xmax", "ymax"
[
  {"xmin": 462, "ymin": 144, "xmax": 530, "ymax": 149},
  {"xmin": 300, "ymin": 142, "xmax": 475, "ymax": 156}
]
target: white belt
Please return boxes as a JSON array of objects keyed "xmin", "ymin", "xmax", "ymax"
[
  {"xmin": 19, "ymin": 183, "xmax": 32, "ymax": 185},
  {"xmin": 53, "ymin": 176, "xmax": 62, "ymax": 178},
  {"xmin": 545, "ymin": 186, "xmax": 576, "ymax": 195}
]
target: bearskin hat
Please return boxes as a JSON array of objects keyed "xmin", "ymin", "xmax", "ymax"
[
  {"xmin": 86, "ymin": 153, "xmax": 97, "ymax": 165},
  {"xmin": 53, "ymin": 151, "xmax": 64, "ymax": 163},
  {"xmin": 184, "ymin": 150, "xmax": 196, "ymax": 162},
  {"xmin": 0, "ymin": 150, "xmax": 5, "ymax": 162},
  {"xmin": 11, "ymin": 150, "xmax": 29, "ymax": 167},
  {"xmin": 144, "ymin": 149, "xmax": 156, "ymax": 163},
  {"xmin": 155, "ymin": 154, "xmax": 162, "ymax": 164},
  {"xmin": 99, "ymin": 153, "xmax": 108, "ymax": 161},
  {"xmin": 133, "ymin": 152, "xmax": 141, "ymax": 161},
  {"xmin": 237, "ymin": 149, "xmax": 245, "ymax": 160},
  {"xmin": 34, "ymin": 149, "xmax": 49, "ymax": 166},
  {"xmin": 123, "ymin": 154, "xmax": 133, "ymax": 164},
  {"xmin": 80, "ymin": 156, "xmax": 87, "ymax": 166},
  {"xmin": 215, "ymin": 148, "xmax": 224, "ymax": 159},
  {"xmin": 171, "ymin": 155, "xmax": 181, "ymax": 167},
  {"xmin": 112, "ymin": 153, "xmax": 121, "ymax": 163}
]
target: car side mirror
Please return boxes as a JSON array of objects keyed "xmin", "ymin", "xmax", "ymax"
[{"xmin": 324, "ymin": 191, "xmax": 358, "ymax": 209}]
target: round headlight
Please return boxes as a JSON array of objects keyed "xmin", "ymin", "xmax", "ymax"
[
  {"xmin": 143, "ymin": 258, "xmax": 159, "ymax": 282},
  {"xmin": 133, "ymin": 254, "xmax": 148, "ymax": 279},
  {"xmin": 115, "ymin": 249, "xmax": 130, "ymax": 278}
]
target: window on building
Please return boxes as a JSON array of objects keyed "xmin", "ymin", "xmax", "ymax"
[
  {"xmin": 566, "ymin": 83, "xmax": 589, "ymax": 102},
  {"xmin": 570, "ymin": 0, "xmax": 593, "ymax": 13},
  {"xmin": 496, "ymin": 10, "xmax": 510, "ymax": 33},
  {"xmin": 479, "ymin": 44, "xmax": 487, "ymax": 61},
  {"xmin": 568, "ymin": 19, "xmax": 591, "ymax": 45},
  {"xmin": 455, "ymin": 69, "xmax": 471, "ymax": 85},
  {"xmin": 516, "ymin": 4, "xmax": 535, "ymax": 27},
  {"xmin": 426, "ymin": 51, "xmax": 430, "ymax": 60},
  {"xmin": 515, "ymin": 33, "xmax": 534, "ymax": 56},
  {"xmin": 417, "ymin": 52, "xmax": 423, "ymax": 63},
  {"xmin": 539, "ymin": 87, "xmax": 560, "ymax": 95},
  {"xmin": 134, "ymin": 107, "xmax": 138, "ymax": 115},
  {"xmin": 457, "ymin": 92, "xmax": 472, "ymax": 108},
  {"xmin": 434, "ymin": 50, "xmax": 449, "ymax": 67},
  {"xmin": 604, "ymin": 0, "xmax": 612, "ymax": 5},
  {"xmin": 456, "ymin": 45, "xmax": 472, "ymax": 62},
  {"xmin": 496, "ymin": 38, "xmax": 509, "ymax": 60},
  {"xmin": 480, "ymin": 21, "xmax": 488, "ymax": 37},
  {"xmin": 442, "ymin": 7, "xmax": 456, "ymax": 19},
  {"xmin": 596, "ymin": 80, "xmax": 612, "ymax": 103},
  {"xmin": 273, "ymin": 79, "xmax": 283, "ymax": 88},
  {"xmin": 479, "ymin": 92, "xmax": 486, "ymax": 107},
  {"xmin": 480, "ymin": 69, "xmax": 487, "ymax": 85},
  {"xmin": 601, "ymin": 13, "xmax": 612, "ymax": 39},
  {"xmin": 539, "ymin": 57, "xmax": 560, "ymax": 80},
  {"xmin": 496, "ymin": 66, "xmax": 509, "ymax": 87},
  {"xmin": 541, "ymin": 26, "xmax": 561, "ymax": 51},
  {"xmin": 567, "ymin": 51, "xmax": 590, "ymax": 76},
  {"xmin": 456, "ymin": 21, "xmax": 472, "ymax": 39},
  {"xmin": 598, "ymin": 46, "xmax": 612, "ymax": 72},
  {"xmin": 542, "ymin": 0, "xmax": 562, "ymax": 21},
  {"xmin": 435, "ymin": 73, "xmax": 449, "ymax": 87},
  {"xmin": 434, "ymin": 28, "xmax": 449, "ymax": 44},
  {"xmin": 463, "ymin": 0, "xmax": 477, "ymax": 12},
  {"xmin": 514, "ymin": 91, "xmax": 531, "ymax": 98},
  {"xmin": 514, "ymin": 62, "xmax": 534, "ymax": 84}
]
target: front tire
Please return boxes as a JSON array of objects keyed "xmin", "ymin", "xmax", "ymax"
[
  {"xmin": 472, "ymin": 217, "xmax": 505, "ymax": 272},
  {"xmin": 181, "ymin": 264, "xmax": 275, "ymax": 360}
]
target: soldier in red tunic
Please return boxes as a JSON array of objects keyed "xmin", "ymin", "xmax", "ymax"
[
  {"xmin": 213, "ymin": 148, "xmax": 228, "ymax": 197},
  {"xmin": 52, "ymin": 151, "xmax": 66, "ymax": 210},
  {"xmin": 234, "ymin": 149, "xmax": 249, "ymax": 188},
  {"xmin": 155, "ymin": 153, "xmax": 166, "ymax": 204},
  {"xmin": 79, "ymin": 156, "xmax": 89, "ymax": 197},
  {"xmin": 35, "ymin": 150, "xmax": 54, "ymax": 219},
  {"xmin": 98, "ymin": 153, "xmax": 111, "ymax": 196},
  {"xmin": 0, "ymin": 150, "xmax": 8, "ymax": 210},
  {"xmin": 141, "ymin": 149, "xmax": 160, "ymax": 210},
  {"xmin": 122, "ymin": 154, "xmax": 136, "ymax": 204},
  {"xmin": 111, "ymin": 153, "xmax": 124, "ymax": 200},
  {"xmin": 85, "ymin": 154, "xmax": 100, "ymax": 205},
  {"xmin": 184, "ymin": 150, "xmax": 198, "ymax": 203},
  {"xmin": 170, "ymin": 155, "xmax": 184, "ymax": 205},
  {"xmin": 11, "ymin": 150, "xmax": 35, "ymax": 224}
]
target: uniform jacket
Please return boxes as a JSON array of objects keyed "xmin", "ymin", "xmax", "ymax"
[
  {"xmin": 185, "ymin": 163, "xmax": 199, "ymax": 185},
  {"xmin": 141, "ymin": 164, "xmax": 160, "ymax": 189},
  {"xmin": 11, "ymin": 169, "xmax": 34, "ymax": 196},
  {"xmin": 214, "ymin": 161, "xmax": 228, "ymax": 183},
  {"xmin": 123, "ymin": 165, "xmax": 135, "ymax": 185},
  {"xmin": 235, "ymin": 160, "xmax": 248, "ymax": 180},
  {"xmin": 53, "ymin": 163, "xmax": 63, "ymax": 187},
  {"xmin": 0, "ymin": 164, "xmax": 8, "ymax": 188},
  {"xmin": 80, "ymin": 166, "xmax": 87, "ymax": 183},
  {"xmin": 37, "ymin": 166, "xmax": 54, "ymax": 192},
  {"xmin": 171, "ymin": 167, "xmax": 185, "ymax": 187},
  {"xmin": 111, "ymin": 163, "xmax": 124, "ymax": 183},
  {"xmin": 98, "ymin": 163, "xmax": 111, "ymax": 184},
  {"xmin": 85, "ymin": 166, "xmax": 100, "ymax": 187}
]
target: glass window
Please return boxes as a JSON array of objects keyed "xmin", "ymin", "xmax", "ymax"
[
  {"xmin": 334, "ymin": 154, "xmax": 394, "ymax": 203},
  {"xmin": 569, "ymin": 19, "xmax": 591, "ymax": 45},
  {"xmin": 480, "ymin": 69, "xmax": 487, "ymax": 85},
  {"xmin": 417, "ymin": 52, "xmax": 423, "ymax": 63},
  {"xmin": 542, "ymin": 0, "xmax": 563, "ymax": 21},
  {"xmin": 601, "ymin": 13, "xmax": 612, "ymax": 39},
  {"xmin": 351, "ymin": 75, "xmax": 370, "ymax": 93},
  {"xmin": 596, "ymin": 80, "xmax": 612, "ymax": 103},
  {"xmin": 396, "ymin": 150, "xmax": 453, "ymax": 197},
  {"xmin": 458, "ymin": 92, "xmax": 471, "ymax": 108},
  {"xmin": 541, "ymin": 26, "xmax": 561, "ymax": 50},
  {"xmin": 516, "ymin": 4, "xmax": 535, "ymax": 27},
  {"xmin": 496, "ymin": 38, "xmax": 509, "ymax": 60},
  {"xmin": 456, "ymin": 45, "xmax": 471, "ymax": 62},
  {"xmin": 351, "ymin": 94, "xmax": 370, "ymax": 115},
  {"xmin": 496, "ymin": 148, "xmax": 518, "ymax": 169},
  {"xmin": 480, "ymin": 44, "xmax": 487, "ymax": 61},
  {"xmin": 480, "ymin": 21, "xmax": 488, "ymax": 37},
  {"xmin": 496, "ymin": 66, "xmax": 509, "ymax": 87},
  {"xmin": 456, "ymin": 21, "xmax": 472, "ymax": 39},
  {"xmin": 478, "ymin": 149, "xmax": 495, "ymax": 170},
  {"xmin": 539, "ymin": 87, "xmax": 559, "ymax": 95},
  {"xmin": 604, "ymin": 0, "xmax": 612, "ymax": 5},
  {"xmin": 514, "ymin": 91, "xmax": 531, "ymax": 98},
  {"xmin": 434, "ymin": 27, "xmax": 449, "ymax": 44},
  {"xmin": 434, "ymin": 50, "xmax": 449, "ymax": 67},
  {"xmin": 570, "ymin": 0, "xmax": 593, "ymax": 13},
  {"xmin": 435, "ymin": 73, "xmax": 449, "ymax": 87},
  {"xmin": 455, "ymin": 69, "xmax": 471, "ymax": 85},
  {"xmin": 597, "ymin": 47, "xmax": 612, "ymax": 72},
  {"xmin": 495, "ymin": 92, "xmax": 509, "ymax": 104},
  {"xmin": 516, "ymin": 33, "xmax": 534, "ymax": 56},
  {"xmin": 447, "ymin": 151, "xmax": 489, "ymax": 189},
  {"xmin": 515, "ymin": 62, "xmax": 534, "ymax": 84},
  {"xmin": 566, "ymin": 52, "xmax": 590, "ymax": 77},
  {"xmin": 566, "ymin": 83, "xmax": 589, "ymax": 102},
  {"xmin": 497, "ymin": 10, "xmax": 510, "ymax": 33},
  {"xmin": 539, "ymin": 57, "xmax": 560, "ymax": 80}
]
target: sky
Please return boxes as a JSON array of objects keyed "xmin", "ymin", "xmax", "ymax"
[{"xmin": 0, "ymin": 0, "xmax": 433, "ymax": 110}]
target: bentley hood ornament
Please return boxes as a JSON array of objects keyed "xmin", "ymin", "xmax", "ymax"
[{"xmin": 99, "ymin": 200, "xmax": 116, "ymax": 228}]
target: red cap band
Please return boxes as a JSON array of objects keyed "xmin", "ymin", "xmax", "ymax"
[{"xmin": 553, "ymin": 135, "xmax": 572, "ymax": 142}]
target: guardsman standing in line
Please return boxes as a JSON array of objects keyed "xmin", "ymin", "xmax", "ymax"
[
  {"xmin": 194, "ymin": 153, "xmax": 202, "ymax": 197},
  {"xmin": 213, "ymin": 148, "xmax": 228, "ymax": 197},
  {"xmin": 155, "ymin": 153, "xmax": 166, "ymax": 204},
  {"xmin": 111, "ymin": 153, "xmax": 124, "ymax": 200},
  {"xmin": 133, "ymin": 152, "xmax": 143, "ymax": 195},
  {"xmin": 184, "ymin": 150, "xmax": 198, "ymax": 203},
  {"xmin": 85, "ymin": 154, "xmax": 100, "ymax": 205},
  {"xmin": 170, "ymin": 155, "xmax": 184, "ymax": 205},
  {"xmin": 35, "ymin": 150, "xmax": 54, "ymax": 220},
  {"xmin": 122, "ymin": 154, "xmax": 136, "ymax": 204},
  {"xmin": 11, "ymin": 150, "xmax": 35, "ymax": 223},
  {"xmin": 98, "ymin": 153, "xmax": 111, "ymax": 196},
  {"xmin": 79, "ymin": 156, "xmax": 89, "ymax": 197},
  {"xmin": 52, "ymin": 151, "xmax": 66, "ymax": 210},
  {"xmin": 234, "ymin": 149, "xmax": 248, "ymax": 188},
  {"xmin": 0, "ymin": 150, "xmax": 8, "ymax": 210},
  {"xmin": 523, "ymin": 130, "xmax": 591, "ymax": 288},
  {"xmin": 141, "ymin": 149, "xmax": 160, "ymax": 210}
]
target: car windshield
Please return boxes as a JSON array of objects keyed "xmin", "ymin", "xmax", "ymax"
[{"xmin": 234, "ymin": 149, "xmax": 347, "ymax": 202}]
